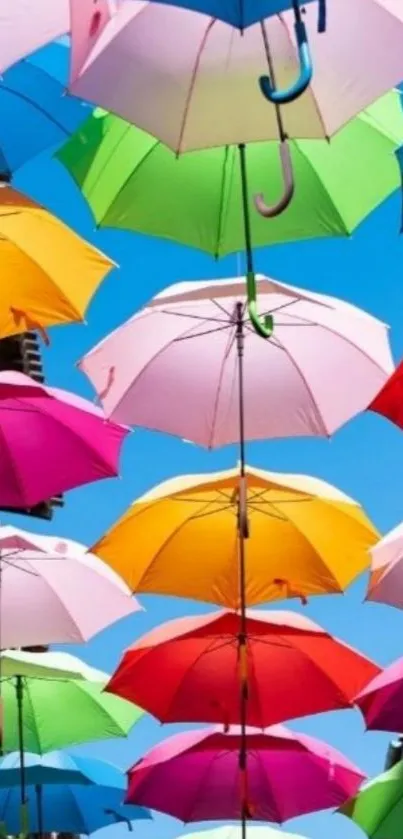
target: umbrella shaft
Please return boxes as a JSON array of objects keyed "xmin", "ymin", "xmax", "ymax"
[
  {"xmin": 238, "ymin": 145, "xmax": 254, "ymax": 277},
  {"xmin": 15, "ymin": 675, "xmax": 26, "ymax": 803}
]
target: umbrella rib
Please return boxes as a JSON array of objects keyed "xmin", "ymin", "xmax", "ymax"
[
  {"xmin": 176, "ymin": 17, "xmax": 216, "ymax": 154},
  {"xmin": 208, "ymin": 319, "xmax": 237, "ymax": 449},
  {"xmin": 0, "ymin": 83, "xmax": 73, "ymax": 137},
  {"xmin": 175, "ymin": 324, "xmax": 233, "ymax": 341},
  {"xmin": 160, "ymin": 310, "xmax": 230, "ymax": 324},
  {"xmin": 214, "ymin": 145, "xmax": 233, "ymax": 258}
]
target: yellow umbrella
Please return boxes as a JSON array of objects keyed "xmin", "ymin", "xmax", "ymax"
[
  {"xmin": 0, "ymin": 186, "xmax": 115, "ymax": 340},
  {"xmin": 92, "ymin": 464, "xmax": 379, "ymax": 609}
]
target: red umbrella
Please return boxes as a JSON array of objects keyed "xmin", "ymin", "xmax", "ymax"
[
  {"xmin": 369, "ymin": 359, "xmax": 403, "ymax": 430},
  {"xmin": 106, "ymin": 609, "xmax": 379, "ymax": 727}
]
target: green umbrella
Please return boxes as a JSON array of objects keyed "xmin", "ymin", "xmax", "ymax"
[
  {"xmin": 0, "ymin": 650, "xmax": 142, "ymax": 832},
  {"xmin": 57, "ymin": 90, "xmax": 403, "ymax": 336},
  {"xmin": 339, "ymin": 761, "xmax": 403, "ymax": 838}
]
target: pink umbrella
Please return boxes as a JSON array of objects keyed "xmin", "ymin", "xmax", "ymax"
[
  {"xmin": 69, "ymin": 0, "xmax": 403, "ymax": 150},
  {"xmin": 365, "ymin": 521, "xmax": 403, "ymax": 610},
  {"xmin": 79, "ymin": 276, "xmax": 393, "ymax": 446},
  {"xmin": 0, "ymin": 524, "xmax": 141, "ymax": 648},
  {"xmin": 355, "ymin": 658, "xmax": 403, "ymax": 732},
  {"xmin": 126, "ymin": 726, "xmax": 365, "ymax": 823},
  {"xmin": 0, "ymin": 0, "xmax": 116, "ymax": 75},
  {"xmin": 0, "ymin": 371, "xmax": 128, "ymax": 507}
]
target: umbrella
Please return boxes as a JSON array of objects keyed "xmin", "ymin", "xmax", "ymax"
[
  {"xmin": 92, "ymin": 464, "xmax": 378, "ymax": 608},
  {"xmin": 0, "ymin": 523, "xmax": 141, "ymax": 649},
  {"xmin": 106, "ymin": 609, "xmax": 380, "ymax": 727},
  {"xmin": 69, "ymin": 1, "xmax": 403, "ymax": 147},
  {"xmin": 78, "ymin": 275, "xmax": 394, "ymax": 443},
  {"xmin": 0, "ymin": 43, "xmax": 90, "ymax": 180},
  {"xmin": 0, "ymin": 1, "xmax": 69, "ymax": 75},
  {"xmin": 339, "ymin": 761, "xmax": 403, "ymax": 839},
  {"xmin": 0, "ymin": 751, "xmax": 151, "ymax": 834},
  {"xmin": 57, "ymin": 92, "xmax": 403, "ymax": 336},
  {"xmin": 0, "ymin": 649, "xmax": 143, "ymax": 830},
  {"xmin": 369, "ymin": 358, "xmax": 403, "ymax": 431},
  {"xmin": 0, "ymin": 184, "xmax": 114, "ymax": 340},
  {"xmin": 126, "ymin": 725, "xmax": 365, "ymax": 822},
  {"xmin": 355, "ymin": 656, "xmax": 403, "ymax": 732},
  {"xmin": 365, "ymin": 521, "xmax": 403, "ymax": 610},
  {"xmin": 0, "ymin": 371, "xmax": 129, "ymax": 507}
]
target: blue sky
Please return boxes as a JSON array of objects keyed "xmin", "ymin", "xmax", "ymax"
[{"xmin": 6, "ymin": 80, "xmax": 403, "ymax": 839}]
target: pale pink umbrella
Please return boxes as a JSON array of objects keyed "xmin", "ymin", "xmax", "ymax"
[
  {"xmin": 69, "ymin": 0, "xmax": 403, "ymax": 152},
  {"xmin": 0, "ymin": 0, "xmax": 117, "ymax": 75},
  {"xmin": 0, "ymin": 524, "xmax": 141, "ymax": 648},
  {"xmin": 79, "ymin": 276, "xmax": 394, "ymax": 447},
  {"xmin": 126, "ymin": 725, "xmax": 365, "ymax": 823},
  {"xmin": 366, "ymin": 522, "xmax": 403, "ymax": 610},
  {"xmin": 0, "ymin": 371, "xmax": 129, "ymax": 508}
]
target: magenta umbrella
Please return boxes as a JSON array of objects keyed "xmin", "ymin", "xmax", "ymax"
[
  {"xmin": 355, "ymin": 658, "xmax": 403, "ymax": 732},
  {"xmin": 126, "ymin": 726, "xmax": 365, "ymax": 824},
  {"xmin": 0, "ymin": 371, "xmax": 128, "ymax": 507}
]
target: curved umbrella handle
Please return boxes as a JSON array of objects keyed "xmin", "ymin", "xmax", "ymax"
[
  {"xmin": 104, "ymin": 809, "xmax": 133, "ymax": 832},
  {"xmin": 246, "ymin": 272, "xmax": 274, "ymax": 340},
  {"xmin": 259, "ymin": 18, "xmax": 312, "ymax": 105},
  {"xmin": 254, "ymin": 140, "xmax": 294, "ymax": 219}
]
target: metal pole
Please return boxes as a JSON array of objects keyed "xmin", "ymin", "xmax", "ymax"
[
  {"xmin": 236, "ymin": 300, "xmax": 249, "ymax": 839},
  {"xmin": 238, "ymin": 145, "xmax": 254, "ymax": 278},
  {"xmin": 15, "ymin": 675, "xmax": 27, "ymax": 827}
]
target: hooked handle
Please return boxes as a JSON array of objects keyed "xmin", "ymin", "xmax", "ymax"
[
  {"xmin": 259, "ymin": 18, "xmax": 312, "ymax": 105},
  {"xmin": 246, "ymin": 272, "xmax": 274, "ymax": 340},
  {"xmin": 105, "ymin": 809, "xmax": 133, "ymax": 832},
  {"xmin": 254, "ymin": 140, "xmax": 294, "ymax": 219}
]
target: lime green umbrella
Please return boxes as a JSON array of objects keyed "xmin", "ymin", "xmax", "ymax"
[
  {"xmin": 339, "ymin": 761, "xmax": 403, "ymax": 838},
  {"xmin": 57, "ymin": 90, "xmax": 403, "ymax": 337},
  {"xmin": 0, "ymin": 649, "xmax": 143, "ymax": 832}
]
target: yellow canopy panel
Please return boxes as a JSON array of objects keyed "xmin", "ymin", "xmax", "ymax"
[
  {"xmin": 0, "ymin": 186, "xmax": 115, "ymax": 339},
  {"xmin": 92, "ymin": 464, "xmax": 379, "ymax": 609}
]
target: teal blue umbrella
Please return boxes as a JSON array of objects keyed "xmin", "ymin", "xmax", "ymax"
[{"xmin": 0, "ymin": 752, "xmax": 152, "ymax": 835}]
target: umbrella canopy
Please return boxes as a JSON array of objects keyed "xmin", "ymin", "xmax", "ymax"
[
  {"xmin": 106, "ymin": 609, "xmax": 380, "ymax": 726},
  {"xmin": 57, "ymin": 91, "xmax": 403, "ymax": 256},
  {"xmin": 0, "ymin": 751, "xmax": 151, "ymax": 834},
  {"xmin": 339, "ymin": 761, "xmax": 403, "ymax": 839},
  {"xmin": 92, "ymin": 465, "xmax": 378, "ymax": 608},
  {"xmin": 365, "ymin": 521, "xmax": 403, "ymax": 610},
  {"xmin": 369, "ymin": 359, "xmax": 403, "ymax": 431},
  {"xmin": 0, "ymin": 371, "xmax": 128, "ymax": 508},
  {"xmin": 0, "ymin": 525, "xmax": 141, "ymax": 649},
  {"xmin": 0, "ymin": 649, "xmax": 143, "ymax": 753},
  {"xmin": 0, "ymin": 0, "xmax": 68, "ymax": 74},
  {"xmin": 69, "ymin": 1, "xmax": 403, "ymax": 150},
  {"xmin": 79, "ymin": 276, "xmax": 394, "ymax": 443},
  {"xmin": 355, "ymin": 657, "xmax": 403, "ymax": 733},
  {"xmin": 0, "ymin": 44, "xmax": 90, "ymax": 178},
  {"xmin": 0, "ymin": 185, "xmax": 115, "ymax": 339},
  {"xmin": 175, "ymin": 828, "xmax": 310, "ymax": 839},
  {"xmin": 126, "ymin": 725, "xmax": 365, "ymax": 821}
]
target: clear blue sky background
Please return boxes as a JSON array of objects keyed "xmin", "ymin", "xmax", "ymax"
[{"xmin": 6, "ymin": 57, "xmax": 403, "ymax": 839}]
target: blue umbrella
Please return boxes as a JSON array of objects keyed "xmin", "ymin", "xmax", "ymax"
[
  {"xmin": 0, "ymin": 752, "xmax": 151, "ymax": 835},
  {"xmin": 0, "ymin": 42, "xmax": 89, "ymax": 178}
]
